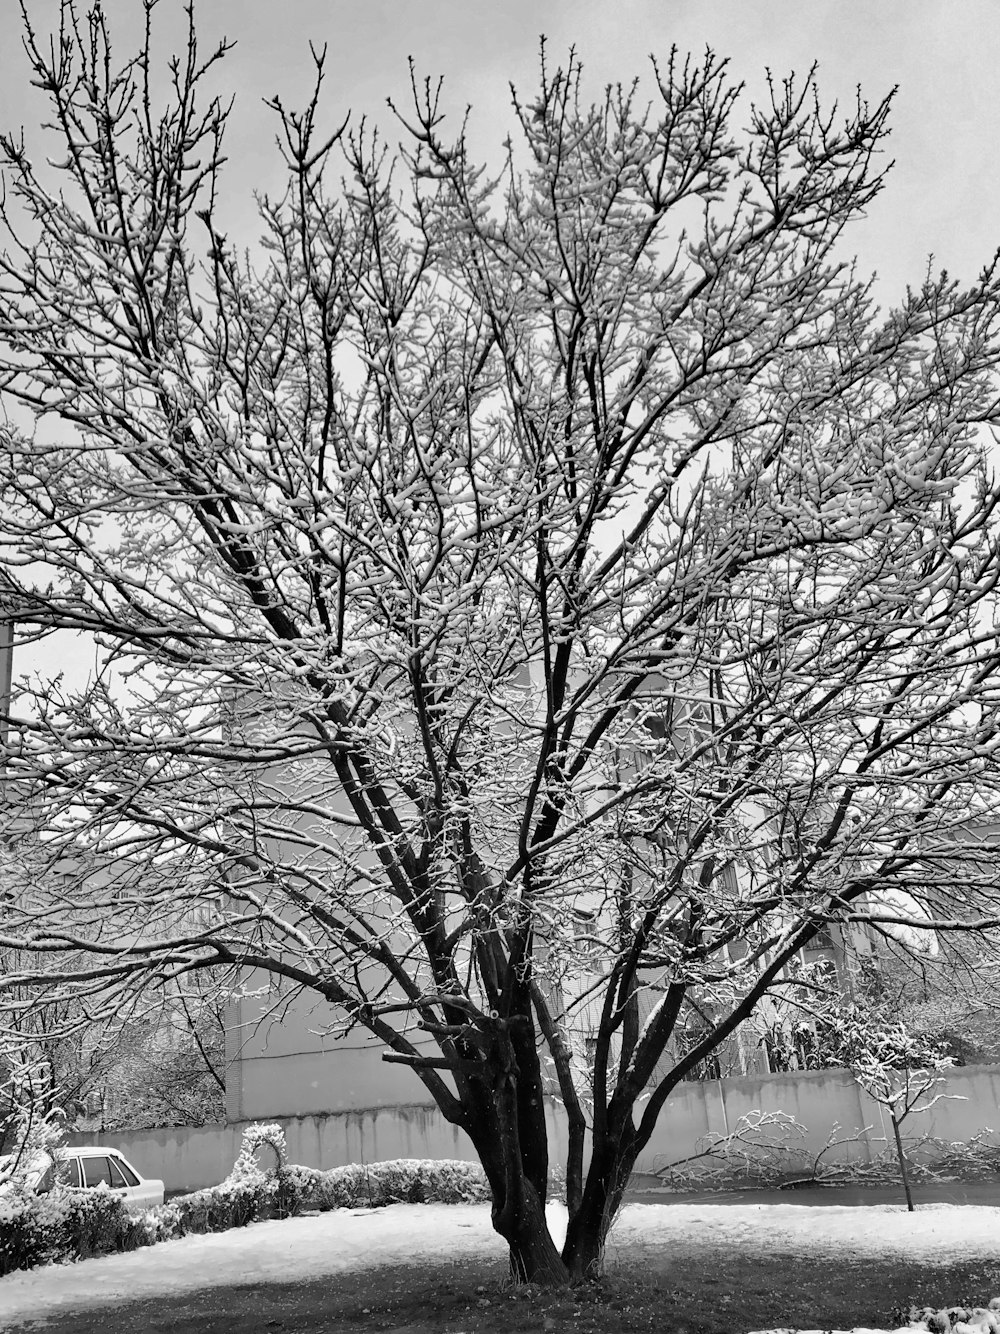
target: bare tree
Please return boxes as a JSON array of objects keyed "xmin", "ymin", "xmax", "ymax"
[
  {"xmin": 0, "ymin": 961, "xmax": 225, "ymax": 1142},
  {"xmin": 812, "ymin": 1002, "xmax": 964, "ymax": 1211},
  {"xmin": 98, "ymin": 984, "xmax": 226, "ymax": 1131},
  {"xmin": 3, "ymin": 1, "xmax": 1000, "ymax": 1281},
  {"xmin": 864, "ymin": 881, "xmax": 1000, "ymax": 1067},
  {"xmin": 0, "ymin": 833, "xmax": 225, "ymax": 1143}
]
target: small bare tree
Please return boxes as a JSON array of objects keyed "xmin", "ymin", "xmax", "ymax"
[
  {"xmin": 3, "ymin": 1, "xmax": 1000, "ymax": 1282},
  {"xmin": 819, "ymin": 1003, "xmax": 964, "ymax": 1211}
]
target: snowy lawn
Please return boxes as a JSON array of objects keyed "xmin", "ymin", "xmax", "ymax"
[{"xmin": 1, "ymin": 1200, "xmax": 999, "ymax": 1330}]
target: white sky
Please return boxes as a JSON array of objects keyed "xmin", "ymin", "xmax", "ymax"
[{"xmin": 0, "ymin": 0, "xmax": 996, "ymax": 685}]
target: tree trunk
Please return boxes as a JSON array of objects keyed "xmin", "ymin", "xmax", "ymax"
[
  {"xmin": 890, "ymin": 1110, "xmax": 915, "ymax": 1212},
  {"xmin": 561, "ymin": 1128, "xmax": 635, "ymax": 1279},
  {"xmin": 492, "ymin": 1177, "xmax": 568, "ymax": 1284},
  {"xmin": 563, "ymin": 1205, "xmax": 609, "ymax": 1280},
  {"xmin": 464, "ymin": 1031, "xmax": 570, "ymax": 1284}
]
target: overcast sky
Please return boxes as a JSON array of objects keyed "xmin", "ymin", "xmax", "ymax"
[
  {"xmin": 0, "ymin": 0, "xmax": 995, "ymax": 683},
  {"xmin": 1, "ymin": 0, "xmax": 996, "ymax": 298}
]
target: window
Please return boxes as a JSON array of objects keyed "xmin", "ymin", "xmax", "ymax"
[
  {"xmin": 66, "ymin": 1157, "xmax": 82, "ymax": 1188},
  {"xmin": 572, "ymin": 911, "xmax": 606, "ymax": 971},
  {"xmin": 643, "ymin": 711, "xmax": 668, "ymax": 741},
  {"xmin": 81, "ymin": 1156, "xmax": 115, "ymax": 1188},
  {"xmin": 573, "ymin": 910, "xmax": 597, "ymax": 944},
  {"xmin": 805, "ymin": 923, "xmax": 835, "ymax": 950},
  {"xmin": 109, "ymin": 1156, "xmax": 138, "ymax": 1188}
]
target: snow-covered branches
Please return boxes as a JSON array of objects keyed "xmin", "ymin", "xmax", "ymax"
[
  {"xmin": 3, "ymin": 2, "xmax": 1000, "ymax": 1282},
  {"xmin": 813, "ymin": 1001, "xmax": 964, "ymax": 1210}
]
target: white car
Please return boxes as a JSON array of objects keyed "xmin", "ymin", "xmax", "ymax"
[{"xmin": 0, "ymin": 1146, "xmax": 165, "ymax": 1212}]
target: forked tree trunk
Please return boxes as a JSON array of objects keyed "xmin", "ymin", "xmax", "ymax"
[
  {"xmin": 462, "ymin": 1002, "xmax": 638, "ymax": 1283},
  {"xmin": 492, "ymin": 1177, "xmax": 568, "ymax": 1283},
  {"xmin": 470, "ymin": 1081, "xmax": 637, "ymax": 1282},
  {"xmin": 474, "ymin": 1126, "xmax": 569, "ymax": 1282},
  {"xmin": 561, "ymin": 1124, "xmax": 636, "ymax": 1279},
  {"xmin": 466, "ymin": 1036, "xmax": 572, "ymax": 1284}
]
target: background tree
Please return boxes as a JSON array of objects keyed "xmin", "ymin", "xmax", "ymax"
[
  {"xmin": 809, "ymin": 1001, "xmax": 962, "ymax": 1211},
  {"xmin": 0, "ymin": 970, "xmax": 226, "ymax": 1145},
  {"xmin": 867, "ymin": 926, "xmax": 1000, "ymax": 1068},
  {"xmin": 1, "ymin": 820, "xmax": 225, "ymax": 1144},
  {"xmin": 3, "ymin": 1, "xmax": 1000, "ymax": 1282},
  {"xmin": 0, "ymin": 1058, "xmax": 70, "ymax": 1191},
  {"xmin": 96, "ymin": 987, "xmax": 226, "ymax": 1131}
]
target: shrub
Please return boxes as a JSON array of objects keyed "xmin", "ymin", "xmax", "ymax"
[
  {"xmin": 170, "ymin": 1176, "xmax": 279, "ymax": 1234},
  {"xmin": 0, "ymin": 1183, "xmax": 154, "ymax": 1276},
  {"xmin": 312, "ymin": 1162, "xmax": 374, "ymax": 1209},
  {"xmin": 1, "ymin": 1156, "xmax": 508, "ymax": 1274},
  {"xmin": 312, "ymin": 1158, "xmax": 493, "ymax": 1209},
  {"xmin": 165, "ymin": 1156, "xmax": 495, "ymax": 1229},
  {"xmin": 0, "ymin": 1187, "xmax": 49, "ymax": 1276},
  {"xmin": 57, "ymin": 1186, "xmax": 148, "ymax": 1260},
  {"xmin": 140, "ymin": 1200, "xmax": 183, "ymax": 1245},
  {"xmin": 229, "ymin": 1122, "xmax": 287, "ymax": 1181}
]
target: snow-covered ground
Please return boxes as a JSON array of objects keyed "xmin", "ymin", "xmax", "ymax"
[{"xmin": 1, "ymin": 1201, "xmax": 998, "ymax": 1327}]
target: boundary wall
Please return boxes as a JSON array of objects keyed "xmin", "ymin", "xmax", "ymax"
[{"xmin": 67, "ymin": 1063, "xmax": 1000, "ymax": 1195}]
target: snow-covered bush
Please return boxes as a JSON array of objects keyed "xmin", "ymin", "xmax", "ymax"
[
  {"xmin": 0, "ymin": 1182, "xmax": 153, "ymax": 1276},
  {"xmin": 3, "ymin": 1156, "xmax": 517, "ymax": 1274},
  {"xmin": 165, "ymin": 1156, "xmax": 494, "ymax": 1232},
  {"xmin": 139, "ymin": 1201, "xmax": 183, "ymax": 1245},
  {"xmin": 228, "ymin": 1122, "xmax": 287, "ymax": 1182},
  {"xmin": 56, "ymin": 1185, "xmax": 149, "ymax": 1260},
  {"xmin": 314, "ymin": 1158, "xmax": 493, "ymax": 1208},
  {"xmin": 0, "ymin": 1186, "xmax": 50, "ymax": 1275},
  {"xmin": 171, "ymin": 1176, "xmax": 281, "ymax": 1234},
  {"xmin": 312, "ymin": 1162, "xmax": 376, "ymax": 1209},
  {"xmin": 158, "ymin": 1121, "xmax": 297, "ymax": 1233},
  {"xmin": 893, "ymin": 1298, "xmax": 1000, "ymax": 1334}
]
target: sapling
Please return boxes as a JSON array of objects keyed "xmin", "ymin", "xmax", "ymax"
[{"xmin": 821, "ymin": 1004, "xmax": 964, "ymax": 1210}]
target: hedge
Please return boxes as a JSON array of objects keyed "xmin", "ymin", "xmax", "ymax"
[{"xmin": 0, "ymin": 1157, "xmax": 496, "ymax": 1276}]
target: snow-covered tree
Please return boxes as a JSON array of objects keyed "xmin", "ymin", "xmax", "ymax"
[
  {"xmin": 852, "ymin": 930, "xmax": 1000, "ymax": 1068},
  {"xmin": 0, "ymin": 827, "xmax": 225, "ymax": 1144},
  {"xmin": 0, "ymin": 1050, "xmax": 65, "ymax": 1169},
  {"xmin": 813, "ymin": 1002, "xmax": 961, "ymax": 1210},
  {"xmin": 3, "ymin": 1, "xmax": 1000, "ymax": 1281},
  {"xmin": 0, "ymin": 960, "xmax": 225, "ymax": 1143}
]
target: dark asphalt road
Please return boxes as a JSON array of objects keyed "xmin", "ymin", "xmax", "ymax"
[{"xmin": 622, "ymin": 1175, "xmax": 1000, "ymax": 1208}]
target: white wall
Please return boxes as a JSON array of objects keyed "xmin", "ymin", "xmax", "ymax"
[{"xmin": 68, "ymin": 1063, "xmax": 1000, "ymax": 1194}]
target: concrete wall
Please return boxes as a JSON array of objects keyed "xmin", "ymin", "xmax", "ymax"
[
  {"xmin": 66, "ymin": 1100, "xmax": 568, "ymax": 1195},
  {"xmin": 69, "ymin": 1063, "xmax": 1000, "ymax": 1195},
  {"xmin": 634, "ymin": 1063, "xmax": 1000, "ymax": 1175},
  {"xmin": 636, "ymin": 1067, "xmax": 870, "ymax": 1175}
]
